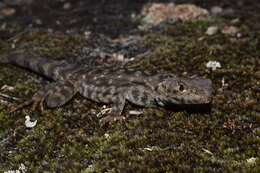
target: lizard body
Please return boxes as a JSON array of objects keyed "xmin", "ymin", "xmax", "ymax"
[{"xmin": 0, "ymin": 51, "xmax": 212, "ymax": 118}]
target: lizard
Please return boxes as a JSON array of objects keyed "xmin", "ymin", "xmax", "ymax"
[{"xmin": 0, "ymin": 51, "xmax": 212, "ymax": 122}]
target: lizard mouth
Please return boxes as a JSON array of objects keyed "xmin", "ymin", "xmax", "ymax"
[
  {"xmin": 155, "ymin": 97, "xmax": 179, "ymax": 107},
  {"xmin": 155, "ymin": 96, "xmax": 212, "ymax": 106}
]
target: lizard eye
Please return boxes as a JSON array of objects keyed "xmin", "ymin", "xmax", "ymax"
[{"xmin": 179, "ymin": 84, "xmax": 185, "ymax": 92}]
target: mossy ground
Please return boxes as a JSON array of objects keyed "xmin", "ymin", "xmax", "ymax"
[{"xmin": 0, "ymin": 0, "xmax": 259, "ymax": 172}]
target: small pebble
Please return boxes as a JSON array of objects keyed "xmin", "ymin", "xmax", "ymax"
[
  {"xmin": 211, "ymin": 6, "xmax": 223, "ymax": 15},
  {"xmin": 84, "ymin": 31, "xmax": 91, "ymax": 39},
  {"xmin": 221, "ymin": 25, "xmax": 239, "ymax": 36},
  {"xmin": 129, "ymin": 110, "xmax": 143, "ymax": 115},
  {"xmin": 231, "ymin": 18, "xmax": 240, "ymax": 24},
  {"xmin": 112, "ymin": 53, "xmax": 125, "ymax": 62},
  {"xmin": 1, "ymin": 8, "xmax": 16, "ymax": 16},
  {"xmin": 206, "ymin": 61, "xmax": 221, "ymax": 71},
  {"xmin": 246, "ymin": 157, "xmax": 257, "ymax": 165},
  {"xmin": 1, "ymin": 85, "xmax": 15, "ymax": 91},
  {"xmin": 104, "ymin": 133, "xmax": 110, "ymax": 138},
  {"xmin": 47, "ymin": 28, "xmax": 53, "ymax": 33},
  {"xmin": 63, "ymin": 2, "xmax": 71, "ymax": 10},
  {"xmin": 206, "ymin": 26, "xmax": 218, "ymax": 35},
  {"xmin": 35, "ymin": 18, "xmax": 42, "ymax": 25}
]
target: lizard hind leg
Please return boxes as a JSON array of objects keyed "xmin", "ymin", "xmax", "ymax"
[
  {"xmin": 9, "ymin": 81, "xmax": 77, "ymax": 113},
  {"xmin": 45, "ymin": 81, "xmax": 77, "ymax": 108}
]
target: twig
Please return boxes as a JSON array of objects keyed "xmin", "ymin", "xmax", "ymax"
[
  {"xmin": 0, "ymin": 92, "xmax": 20, "ymax": 101},
  {"xmin": 7, "ymin": 27, "xmax": 30, "ymax": 42},
  {"xmin": 96, "ymin": 107, "xmax": 112, "ymax": 118}
]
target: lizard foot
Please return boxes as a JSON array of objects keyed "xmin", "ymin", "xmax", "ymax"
[
  {"xmin": 8, "ymin": 80, "xmax": 77, "ymax": 113},
  {"xmin": 9, "ymin": 99, "xmax": 33, "ymax": 113},
  {"xmin": 9, "ymin": 94, "xmax": 45, "ymax": 113}
]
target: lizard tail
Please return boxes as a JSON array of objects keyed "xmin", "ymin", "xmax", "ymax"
[{"xmin": 0, "ymin": 51, "xmax": 69, "ymax": 80}]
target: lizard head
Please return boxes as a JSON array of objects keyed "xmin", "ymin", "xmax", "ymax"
[{"xmin": 155, "ymin": 77, "xmax": 212, "ymax": 106}]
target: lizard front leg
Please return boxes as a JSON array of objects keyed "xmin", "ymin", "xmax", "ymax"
[
  {"xmin": 99, "ymin": 87, "xmax": 156, "ymax": 125},
  {"xmin": 10, "ymin": 80, "xmax": 77, "ymax": 112},
  {"xmin": 99, "ymin": 95, "xmax": 127, "ymax": 125}
]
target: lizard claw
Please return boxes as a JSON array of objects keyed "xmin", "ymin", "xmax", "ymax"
[{"xmin": 9, "ymin": 97, "xmax": 45, "ymax": 113}]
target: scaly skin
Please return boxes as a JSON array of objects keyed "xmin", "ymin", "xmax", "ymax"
[{"xmin": 0, "ymin": 51, "xmax": 212, "ymax": 122}]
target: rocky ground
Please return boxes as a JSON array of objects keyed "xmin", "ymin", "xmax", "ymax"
[{"xmin": 0, "ymin": 0, "xmax": 259, "ymax": 172}]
